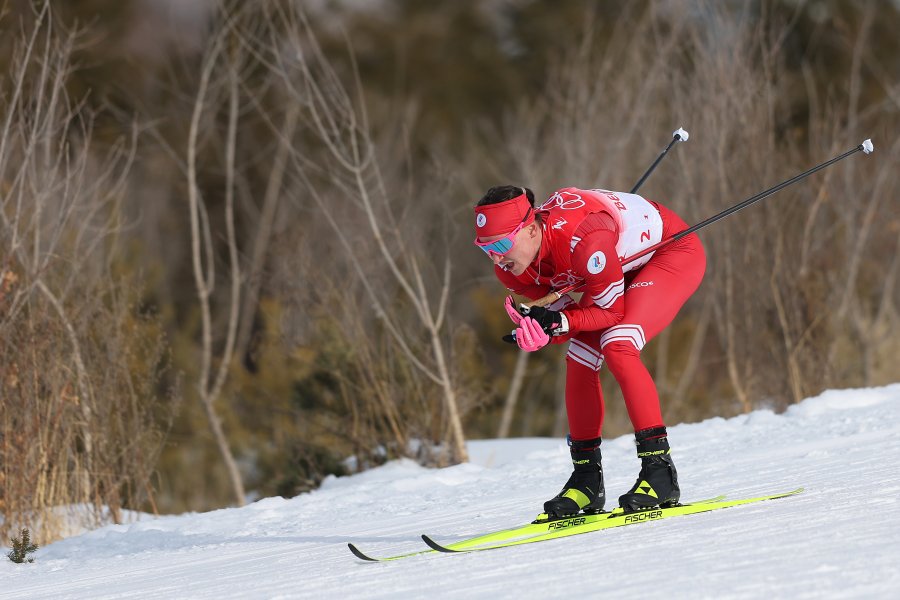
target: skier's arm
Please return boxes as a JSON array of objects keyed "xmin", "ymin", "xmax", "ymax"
[{"xmin": 560, "ymin": 213, "xmax": 626, "ymax": 335}]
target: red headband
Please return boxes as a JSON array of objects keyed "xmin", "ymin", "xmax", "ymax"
[{"xmin": 474, "ymin": 192, "xmax": 534, "ymax": 238}]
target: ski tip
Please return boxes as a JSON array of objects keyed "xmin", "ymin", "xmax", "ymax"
[
  {"xmin": 761, "ymin": 487, "xmax": 804, "ymax": 502},
  {"xmin": 861, "ymin": 139, "xmax": 873, "ymax": 154},
  {"xmin": 348, "ymin": 543, "xmax": 379, "ymax": 562},
  {"xmin": 421, "ymin": 534, "xmax": 460, "ymax": 553},
  {"xmin": 673, "ymin": 127, "xmax": 689, "ymax": 142}
]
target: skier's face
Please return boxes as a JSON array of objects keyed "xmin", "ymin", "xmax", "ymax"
[{"xmin": 479, "ymin": 221, "xmax": 541, "ymax": 276}]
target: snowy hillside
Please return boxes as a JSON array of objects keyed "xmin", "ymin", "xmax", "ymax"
[{"xmin": 3, "ymin": 384, "xmax": 900, "ymax": 599}]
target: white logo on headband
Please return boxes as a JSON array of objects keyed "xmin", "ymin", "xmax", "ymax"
[{"xmin": 476, "ymin": 213, "xmax": 487, "ymax": 228}]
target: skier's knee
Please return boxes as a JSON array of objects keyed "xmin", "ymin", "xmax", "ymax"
[
  {"xmin": 599, "ymin": 324, "xmax": 646, "ymax": 369},
  {"xmin": 599, "ymin": 324, "xmax": 646, "ymax": 351},
  {"xmin": 601, "ymin": 340, "xmax": 641, "ymax": 371}
]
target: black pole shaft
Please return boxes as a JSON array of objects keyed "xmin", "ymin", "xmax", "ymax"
[
  {"xmin": 630, "ymin": 134, "xmax": 683, "ymax": 194},
  {"xmin": 669, "ymin": 144, "xmax": 865, "ymax": 243},
  {"xmin": 526, "ymin": 140, "xmax": 870, "ymax": 307},
  {"xmin": 620, "ymin": 143, "xmax": 867, "ymax": 267}
]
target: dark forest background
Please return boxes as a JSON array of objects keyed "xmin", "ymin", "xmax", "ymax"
[{"xmin": 1, "ymin": 0, "xmax": 898, "ymax": 543}]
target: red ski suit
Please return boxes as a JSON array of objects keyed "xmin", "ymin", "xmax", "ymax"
[{"xmin": 495, "ymin": 188, "xmax": 706, "ymax": 440}]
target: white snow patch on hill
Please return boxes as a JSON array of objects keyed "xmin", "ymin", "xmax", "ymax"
[{"xmin": 2, "ymin": 384, "xmax": 899, "ymax": 599}]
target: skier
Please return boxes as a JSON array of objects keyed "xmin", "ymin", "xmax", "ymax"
[{"xmin": 474, "ymin": 185, "xmax": 706, "ymax": 519}]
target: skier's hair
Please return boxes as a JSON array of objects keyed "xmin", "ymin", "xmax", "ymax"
[{"xmin": 476, "ymin": 186, "xmax": 535, "ymax": 208}]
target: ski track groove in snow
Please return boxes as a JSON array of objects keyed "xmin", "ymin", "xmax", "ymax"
[{"xmin": 1, "ymin": 383, "xmax": 898, "ymax": 599}]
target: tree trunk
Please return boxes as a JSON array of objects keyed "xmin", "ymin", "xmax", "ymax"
[{"xmin": 497, "ymin": 349, "xmax": 529, "ymax": 438}]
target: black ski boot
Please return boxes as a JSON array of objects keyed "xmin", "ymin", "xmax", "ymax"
[
  {"xmin": 618, "ymin": 427, "xmax": 680, "ymax": 512},
  {"xmin": 539, "ymin": 436, "xmax": 605, "ymax": 521}
]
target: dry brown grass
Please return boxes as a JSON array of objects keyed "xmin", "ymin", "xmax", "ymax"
[{"xmin": 0, "ymin": 3, "xmax": 170, "ymax": 545}]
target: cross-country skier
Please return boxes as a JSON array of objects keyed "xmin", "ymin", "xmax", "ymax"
[{"xmin": 474, "ymin": 185, "xmax": 706, "ymax": 519}]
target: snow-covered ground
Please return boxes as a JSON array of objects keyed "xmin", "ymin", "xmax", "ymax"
[{"xmin": 3, "ymin": 384, "xmax": 900, "ymax": 599}]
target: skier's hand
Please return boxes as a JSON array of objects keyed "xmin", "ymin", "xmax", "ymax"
[
  {"xmin": 504, "ymin": 296, "xmax": 524, "ymax": 325},
  {"xmin": 501, "ymin": 301, "xmax": 569, "ymax": 345},
  {"xmin": 512, "ymin": 316, "xmax": 550, "ymax": 352},
  {"xmin": 518, "ymin": 304, "xmax": 569, "ymax": 337}
]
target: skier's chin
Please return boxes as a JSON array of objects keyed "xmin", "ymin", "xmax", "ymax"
[{"xmin": 501, "ymin": 262, "xmax": 520, "ymax": 276}]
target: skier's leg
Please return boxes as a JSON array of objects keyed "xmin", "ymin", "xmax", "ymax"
[
  {"xmin": 564, "ymin": 330, "xmax": 605, "ymax": 440},
  {"xmin": 540, "ymin": 331, "xmax": 607, "ymax": 519},
  {"xmin": 602, "ymin": 229, "xmax": 706, "ymax": 509}
]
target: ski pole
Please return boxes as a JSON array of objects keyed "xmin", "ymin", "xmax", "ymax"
[
  {"xmin": 631, "ymin": 128, "xmax": 689, "ymax": 194},
  {"xmin": 524, "ymin": 139, "xmax": 875, "ymax": 310}
]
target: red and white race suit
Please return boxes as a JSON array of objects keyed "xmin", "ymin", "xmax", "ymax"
[{"xmin": 494, "ymin": 187, "xmax": 706, "ymax": 440}]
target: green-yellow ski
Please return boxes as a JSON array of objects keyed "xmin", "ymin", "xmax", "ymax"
[
  {"xmin": 421, "ymin": 488, "xmax": 803, "ymax": 555},
  {"xmin": 349, "ymin": 497, "xmax": 721, "ymax": 562},
  {"xmin": 349, "ymin": 490, "xmax": 801, "ymax": 561}
]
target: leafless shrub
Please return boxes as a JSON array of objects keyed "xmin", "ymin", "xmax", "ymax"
[
  {"xmin": 241, "ymin": 4, "xmax": 474, "ymax": 464},
  {"xmin": 0, "ymin": 2, "xmax": 169, "ymax": 544}
]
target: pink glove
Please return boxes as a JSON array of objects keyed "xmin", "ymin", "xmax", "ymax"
[
  {"xmin": 515, "ymin": 316, "xmax": 550, "ymax": 352},
  {"xmin": 504, "ymin": 295, "xmax": 524, "ymax": 325}
]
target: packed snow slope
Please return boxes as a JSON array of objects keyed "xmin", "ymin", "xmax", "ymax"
[{"xmin": 3, "ymin": 384, "xmax": 900, "ymax": 599}]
